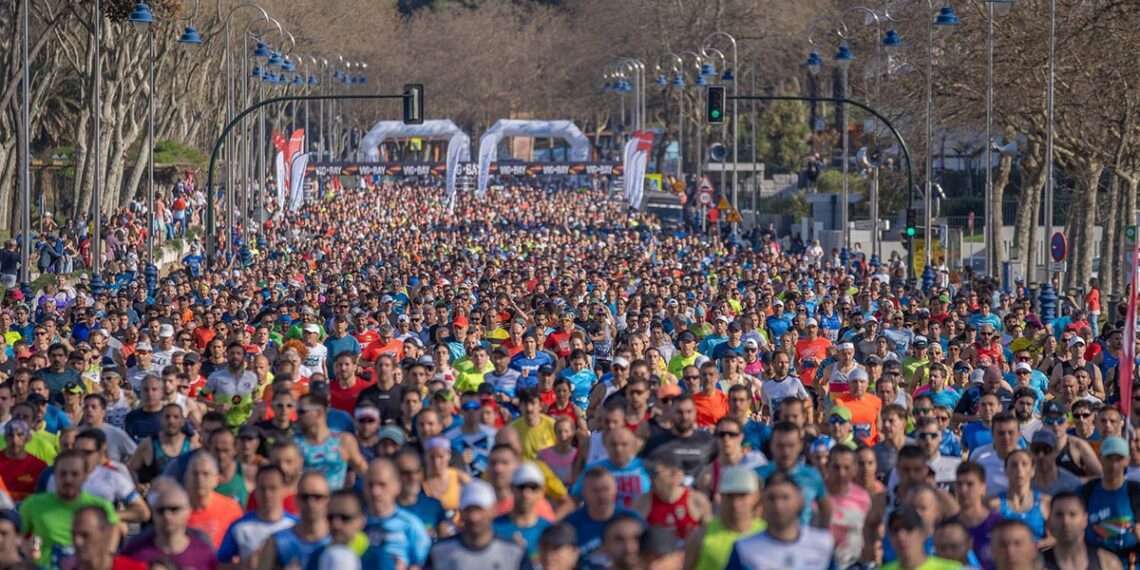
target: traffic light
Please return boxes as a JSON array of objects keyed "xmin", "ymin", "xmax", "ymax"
[
  {"xmin": 403, "ymin": 83, "xmax": 423, "ymax": 125},
  {"xmin": 905, "ymin": 208, "xmax": 918, "ymax": 238},
  {"xmin": 707, "ymin": 85, "xmax": 725, "ymax": 124}
]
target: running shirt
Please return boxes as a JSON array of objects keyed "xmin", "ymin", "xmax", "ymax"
[
  {"xmin": 269, "ymin": 528, "xmax": 329, "ymax": 569},
  {"xmin": 425, "ymin": 535, "xmax": 530, "ymax": 569},
  {"xmin": 695, "ymin": 518, "xmax": 767, "ymax": 570},
  {"xmin": 646, "ymin": 489, "xmax": 701, "ymax": 544},
  {"xmin": 120, "ymin": 528, "xmax": 218, "ymax": 570},
  {"xmin": 761, "ymin": 376, "xmax": 809, "ymax": 416},
  {"xmin": 20, "ymin": 491, "xmax": 119, "ymax": 568},
  {"xmin": 364, "ymin": 508, "xmax": 433, "ymax": 568},
  {"xmin": 571, "ymin": 458, "xmax": 651, "ymax": 509},
  {"xmin": 832, "ymin": 393, "xmax": 882, "ymax": 445},
  {"xmin": 1081, "ymin": 479, "xmax": 1140, "ymax": 556},
  {"xmin": 217, "ymin": 512, "xmax": 299, "ymax": 564},
  {"xmin": 485, "ymin": 368, "xmax": 522, "ymax": 398},
  {"xmin": 204, "ymin": 367, "xmax": 260, "ymax": 427},
  {"xmin": 725, "ymin": 527, "xmax": 836, "ymax": 570},
  {"xmin": 447, "ymin": 425, "xmax": 497, "ymax": 478},
  {"xmin": 998, "ymin": 490, "xmax": 1047, "ymax": 540},
  {"xmin": 828, "ymin": 483, "xmax": 871, "ymax": 568},
  {"xmin": 509, "ymin": 352, "xmax": 554, "ymax": 387},
  {"xmin": 493, "ymin": 515, "xmax": 552, "ymax": 559},
  {"xmin": 296, "ymin": 434, "xmax": 348, "ymax": 490},
  {"xmin": 564, "ymin": 507, "xmax": 636, "ymax": 562},
  {"xmin": 755, "ymin": 463, "xmax": 826, "ymax": 527}
]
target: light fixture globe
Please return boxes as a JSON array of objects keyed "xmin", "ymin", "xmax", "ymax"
[
  {"xmin": 128, "ymin": 1, "xmax": 155, "ymax": 31},
  {"xmin": 672, "ymin": 73, "xmax": 685, "ymax": 88},
  {"xmin": 177, "ymin": 25, "xmax": 203, "ymax": 45},
  {"xmin": 700, "ymin": 62, "xmax": 716, "ymax": 77},
  {"xmin": 721, "ymin": 68, "xmax": 735, "ymax": 82},
  {"xmin": 805, "ymin": 51, "xmax": 823, "ymax": 76},
  {"xmin": 656, "ymin": 74, "xmax": 668, "ymax": 86},
  {"xmin": 267, "ymin": 51, "xmax": 284, "ymax": 68},
  {"xmin": 253, "ymin": 41, "xmax": 271, "ymax": 60},
  {"xmin": 935, "ymin": 5, "xmax": 961, "ymax": 25},
  {"xmin": 882, "ymin": 29, "xmax": 902, "ymax": 49},
  {"xmin": 835, "ymin": 44, "xmax": 855, "ymax": 69}
]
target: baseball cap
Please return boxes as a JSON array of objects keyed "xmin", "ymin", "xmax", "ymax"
[
  {"xmin": 717, "ymin": 466, "xmax": 759, "ymax": 494},
  {"xmin": 1068, "ymin": 336, "xmax": 1086, "ymax": 348},
  {"xmin": 511, "ymin": 462, "xmax": 545, "ymax": 487},
  {"xmin": 912, "ymin": 336, "xmax": 929, "ymax": 348},
  {"xmin": 303, "ymin": 323, "xmax": 321, "ymax": 334},
  {"xmin": 538, "ymin": 364, "xmax": 555, "ymax": 375},
  {"xmin": 657, "ymin": 383, "xmax": 682, "ymax": 400},
  {"xmin": 1014, "ymin": 362, "xmax": 1033, "ymax": 373},
  {"xmin": 461, "ymin": 400, "xmax": 481, "ymax": 411},
  {"xmin": 864, "ymin": 354, "xmax": 882, "ymax": 366},
  {"xmin": 1042, "ymin": 400, "xmax": 1068, "ymax": 417},
  {"xmin": 378, "ymin": 426, "xmax": 406, "ymax": 446},
  {"xmin": 453, "ymin": 315, "xmax": 469, "ymax": 329},
  {"xmin": 62, "ymin": 382, "xmax": 84, "ymax": 395},
  {"xmin": 135, "ymin": 340, "xmax": 153, "ymax": 352},
  {"xmin": 237, "ymin": 424, "xmax": 260, "ymax": 439},
  {"xmin": 830, "ymin": 406, "xmax": 852, "ymax": 423},
  {"xmin": 417, "ymin": 355, "xmax": 434, "ymax": 368},
  {"xmin": 459, "ymin": 480, "xmax": 497, "ymax": 510},
  {"xmin": 677, "ymin": 331, "xmax": 697, "ymax": 344},
  {"xmin": 743, "ymin": 338, "xmax": 759, "ymax": 349},
  {"xmin": 1101, "ymin": 436, "xmax": 1129, "ymax": 458},
  {"xmin": 354, "ymin": 406, "xmax": 381, "ymax": 421},
  {"xmin": 159, "ymin": 324, "xmax": 175, "ymax": 338},
  {"xmin": 805, "ymin": 317, "xmax": 818, "ymax": 327},
  {"xmin": 612, "ymin": 356, "xmax": 630, "ymax": 369},
  {"xmin": 0, "ymin": 509, "xmax": 19, "ymax": 531},
  {"xmin": 1030, "ymin": 429, "xmax": 1058, "ymax": 449},
  {"xmin": 25, "ymin": 393, "xmax": 46, "ymax": 407}
]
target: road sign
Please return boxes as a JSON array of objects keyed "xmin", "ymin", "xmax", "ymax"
[
  {"xmin": 717, "ymin": 196, "xmax": 731, "ymax": 210},
  {"xmin": 1050, "ymin": 232, "xmax": 1067, "ymax": 262},
  {"xmin": 1051, "ymin": 261, "xmax": 1067, "ymax": 274},
  {"xmin": 698, "ymin": 190, "xmax": 712, "ymax": 206}
]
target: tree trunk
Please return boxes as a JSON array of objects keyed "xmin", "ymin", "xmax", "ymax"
[
  {"xmin": 990, "ymin": 152, "xmax": 1014, "ymax": 276},
  {"xmin": 1075, "ymin": 162, "xmax": 1102, "ymax": 292},
  {"xmin": 1014, "ymin": 139, "xmax": 1045, "ymax": 282},
  {"xmin": 1099, "ymin": 173, "xmax": 1122, "ymax": 297},
  {"xmin": 1119, "ymin": 175, "xmax": 1139, "ymax": 297}
]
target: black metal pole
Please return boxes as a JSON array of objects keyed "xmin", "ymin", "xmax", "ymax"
[
  {"xmin": 729, "ymin": 94, "xmax": 916, "ymax": 280},
  {"xmin": 205, "ymin": 93, "xmax": 408, "ymax": 268}
]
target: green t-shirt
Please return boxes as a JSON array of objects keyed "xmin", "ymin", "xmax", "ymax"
[
  {"xmin": 0, "ymin": 430, "xmax": 61, "ymax": 465},
  {"xmin": 882, "ymin": 556, "xmax": 963, "ymax": 570},
  {"xmin": 215, "ymin": 465, "xmax": 249, "ymax": 507},
  {"xmin": 20, "ymin": 491, "xmax": 118, "ymax": 567}
]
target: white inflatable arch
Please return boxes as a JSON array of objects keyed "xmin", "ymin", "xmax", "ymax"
[
  {"xmin": 358, "ymin": 119, "xmax": 471, "ymax": 205},
  {"xmin": 476, "ymin": 120, "xmax": 591, "ymax": 195}
]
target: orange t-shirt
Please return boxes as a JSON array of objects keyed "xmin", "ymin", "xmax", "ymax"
[
  {"xmin": 833, "ymin": 393, "xmax": 883, "ymax": 445},
  {"xmin": 693, "ymin": 390, "xmax": 729, "ymax": 428},
  {"xmin": 361, "ymin": 339, "xmax": 404, "ymax": 363},
  {"xmin": 796, "ymin": 337, "xmax": 832, "ymax": 385},
  {"xmin": 495, "ymin": 495, "xmax": 556, "ymax": 521},
  {"xmin": 187, "ymin": 492, "xmax": 244, "ymax": 549}
]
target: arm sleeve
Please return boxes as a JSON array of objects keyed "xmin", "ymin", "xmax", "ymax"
[
  {"xmin": 217, "ymin": 524, "xmax": 239, "ymax": 563},
  {"xmin": 408, "ymin": 518, "xmax": 432, "ymax": 566}
]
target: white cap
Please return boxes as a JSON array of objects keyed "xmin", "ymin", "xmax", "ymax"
[
  {"xmin": 159, "ymin": 324, "xmax": 175, "ymax": 338},
  {"xmin": 1014, "ymin": 362, "xmax": 1033, "ymax": 373},
  {"xmin": 511, "ymin": 462, "xmax": 545, "ymax": 487},
  {"xmin": 805, "ymin": 318, "xmax": 818, "ymax": 327},
  {"xmin": 612, "ymin": 356, "xmax": 630, "ymax": 369},
  {"xmin": 459, "ymin": 479, "xmax": 497, "ymax": 510},
  {"xmin": 135, "ymin": 340, "xmax": 153, "ymax": 352},
  {"xmin": 717, "ymin": 466, "xmax": 759, "ymax": 494},
  {"xmin": 716, "ymin": 315, "xmax": 731, "ymax": 324},
  {"xmin": 969, "ymin": 369, "xmax": 986, "ymax": 384},
  {"xmin": 303, "ymin": 323, "xmax": 321, "ymax": 334},
  {"xmin": 743, "ymin": 338, "xmax": 759, "ymax": 349},
  {"xmin": 1068, "ymin": 336, "xmax": 1086, "ymax": 348}
]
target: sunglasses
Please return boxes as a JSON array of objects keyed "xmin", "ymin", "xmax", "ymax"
[
  {"xmin": 1030, "ymin": 445, "xmax": 1054, "ymax": 455},
  {"xmin": 935, "ymin": 416, "xmax": 950, "ymax": 422},
  {"xmin": 327, "ymin": 513, "xmax": 358, "ymax": 523},
  {"xmin": 1043, "ymin": 415, "xmax": 1066, "ymax": 425},
  {"xmin": 913, "ymin": 408, "xmax": 933, "ymax": 415},
  {"xmin": 829, "ymin": 416, "xmax": 849, "ymax": 425},
  {"xmin": 514, "ymin": 483, "xmax": 542, "ymax": 492},
  {"xmin": 918, "ymin": 432, "xmax": 940, "ymax": 440},
  {"xmin": 357, "ymin": 417, "xmax": 378, "ymax": 423},
  {"xmin": 716, "ymin": 431, "xmax": 741, "ymax": 438}
]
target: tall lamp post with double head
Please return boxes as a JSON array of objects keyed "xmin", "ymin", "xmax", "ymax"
[{"xmin": 703, "ymin": 32, "xmax": 738, "ymax": 216}]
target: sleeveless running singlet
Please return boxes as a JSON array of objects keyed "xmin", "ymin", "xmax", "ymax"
[
  {"xmin": 998, "ymin": 490, "xmax": 1047, "ymax": 540},
  {"xmin": 646, "ymin": 489, "xmax": 701, "ymax": 543},
  {"xmin": 295, "ymin": 433, "xmax": 348, "ymax": 490}
]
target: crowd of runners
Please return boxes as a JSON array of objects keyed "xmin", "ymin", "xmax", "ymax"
[{"xmin": 0, "ymin": 179, "xmax": 1131, "ymax": 570}]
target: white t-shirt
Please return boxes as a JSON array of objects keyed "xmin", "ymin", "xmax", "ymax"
[
  {"xmin": 49, "ymin": 462, "xmax": 138, "ymax": 505},
  {"xmin": 205, "ymin": 367, "xmax": 260, "ymax": 400},
  {"xmin": 302, "ymin": 344, "xmax": 328, "ymax": 373},
  {"xmin": 761, "ymin": 375, "xmax": 809, "ymax": 414}
]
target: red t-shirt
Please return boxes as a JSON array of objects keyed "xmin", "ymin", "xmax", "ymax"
[
  {"xmin": 543, "ymin": 330, "xmax": 573, "ymax": 359},
  {"xmin": 361, "ymin": 339, "xmax": 404, "ymax": 363},
  {"xmin": 0, "ymin": 452, "xmax": 47, "ymax": 501},
  {"xmin": 245, "ymin": 492, "xmax": 299, "ymax": 516},
  {"xmin": 329, "ymin": 377, "xmax": 375, "ymax": 413}
]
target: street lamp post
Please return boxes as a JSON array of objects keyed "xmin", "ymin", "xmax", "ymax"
[
  {"xmin": 656, "ymin": 52, "xmax": 686, "ymax": 179},
  {"xmin": 18, "ymin": 0, "xmax": 30, "ymax": 285},
  {"xmin": 128, "ymin": 2, "xmax": 157, "ymax": 264},
  {"xmin": 836, "ymin": 42, "xmax": 854, "ymax": 254},
  {"xmin": 704, "ymin": 32, "xmax": 739, "ymax": 219},
  {"xmin": 926, "ymin": 3, "xmax": 959, "ymax": 272},
  {"xmin": 1044, "ymin": 0, "xmax": 1055, "ymax": 286},
  {"xmin": 985, "ymin": 1, "xmax": 1014, "ymax": 278},
  {"xmin": 700, "ymin": 47, "xmax": 728, "ymax": 205},
  {"xmin": 91, "ymin": 0, "xmax": 103, "ymax": 285}
]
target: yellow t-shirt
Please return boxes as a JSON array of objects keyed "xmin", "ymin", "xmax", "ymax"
[{"xmin": 510, "ymin": 415, "xmax": 556, "ymax": 460}]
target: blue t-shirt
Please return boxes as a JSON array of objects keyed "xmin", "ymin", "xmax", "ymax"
[
  {"xmin": 399, "ymin": 492, "xmax": 447, "ymax": 533},
  {"xmin": 509, "ymin": 352, "xmax": 554, "ymax": 387},
  {"xmin": 270, "ymin": 527, "xmax": 329, "ymax": 568},
  {"xmin": 572, "ymin": 458, "xmax": 651, "ymax": 510},
  {"xmin": 743, "ymin": 420, "xmax": 772, "ymax": 455},
  {"xmin": 323, "ymin": 335, "xmax": 362, "ymax": 375},
  {"xmin": 557, "ymin": 367, "xmax": 597, "ymax": 410},
  {"xmin": 698, "ymin": 334, "xmax": 727, "ymax": 358},
  {"xmin": 711, "ymin": 341, "xmax": 745, "ymax": 362},
  {"xmin": 962, "ymin": 421, "xmax": 992, "ymax": 452},
  {"xmin": 766, "ymin": 315, "xmax": 792, "ymax": 342},
  {"xmin": 364, "ymin": 508, "xmax": 432, "ymax": 568},
  {"xmin": 755, "ymin": 463, "xmax": 826, "ymax": 526},
  {"xmin": 493, "ymin": 515, "xmax": 551, "ymax": 558},
  {"xmin": 564, "ymin": 507, "xmax": 639, "ymax": 560},
  {"xmin": 1084, "ymin": 480, "xmax": 1139, "ymax": 554},
  {"xmin": 42, "ymin": 404, "xmax": 72, "ymax": 434},
  {"xmin": 925, "ymin": 387, "xmax": 962, "ymax": 411}
]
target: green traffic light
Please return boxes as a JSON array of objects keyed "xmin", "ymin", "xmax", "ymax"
[
  {"xmin": 905, "ymin": 227, "xmax": 917, "ymax": 238},
  {"xmin": 710, "ymin": 110, "xmax": 722, "ymax": 119}
]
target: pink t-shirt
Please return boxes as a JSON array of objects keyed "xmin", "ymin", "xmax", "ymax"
[
  {"xmin": 538, "ymin": 446, "xmax": 578, "ymax": 487},
  {"xmin": 828, "ymin": 483, "xmax": 872, "ymax": 566}
]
